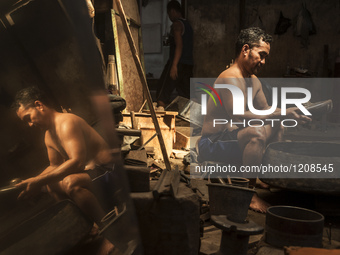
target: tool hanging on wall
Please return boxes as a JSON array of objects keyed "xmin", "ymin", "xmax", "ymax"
[
  {"xmin": 294, "ymin": 2, "xmax": 316, "ymax": 48},
  {"xmin": 114, "ymin": 0, "xmax": 171, "ymax": 171},
  {"xmin": 274, "ymin": 11, "xmax": 291, "ymax": 35}
]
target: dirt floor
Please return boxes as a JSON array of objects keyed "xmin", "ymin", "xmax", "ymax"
[
  {"xmin": 198, "ymin": 119, "xmax": 340, "ymax": 255},
  {"xmin": 67, "ymin": 119, "xmax": 340, "ymax": 254},
  {"xmin": 199, "ymin": 184, "xmax": 340, "ymax": 255}
]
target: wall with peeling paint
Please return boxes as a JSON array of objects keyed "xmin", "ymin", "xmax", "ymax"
[{"xmin": 188, "ymin": 0, "xmax": 340, "ymax": 78}]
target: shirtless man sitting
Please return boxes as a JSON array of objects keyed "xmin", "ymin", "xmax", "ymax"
[
  {"xmin": 199, "ymin": 27, "xmax": 311, "ymax": 213},
  {"xmin": 13, "ymin": 86, "xmax": 115, "ymax": 254}
]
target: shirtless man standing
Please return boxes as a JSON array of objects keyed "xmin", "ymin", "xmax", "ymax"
[
  {"xmin": 13, "ymin": 86, "xmax": 115, "ymax": 253},
  {"xmin": 199, "ymin": 27, "xmax": 311, "ymax": 213}
]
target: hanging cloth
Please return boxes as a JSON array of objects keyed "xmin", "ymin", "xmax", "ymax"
[
  {"xmin": 274, "ymin": 11, "xmax": 291, "ymax": 35},
  {"xmin": 294, "ymin": 3, "xmax": 316, "ymax": 48}
]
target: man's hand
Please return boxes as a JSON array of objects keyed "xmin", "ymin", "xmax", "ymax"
[
  {"xmin": 285, "ymin": 107, "xmax": 312, "ymax": 124},
  {"xmin": 15, "ymin": 176, "xmax": 43, "ymax": 200},
  {"xmin": 170, "ymin": 65, "xmax": 178, "ymax": 80}
]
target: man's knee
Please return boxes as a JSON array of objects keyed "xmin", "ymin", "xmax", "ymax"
[
  {"xmin": 248, "ymin": 127, "xmax": 267, "ymax": 146},
  {"xmin": 47, "ymin": 182, "xmax": 59, "ymax": 192},
  {"xmin": 266, "ymin": 123, "xmax": 284, "ymax": 142},
  {"xmin": 46, "ymin": 183, "xmax": 62, "ymax": 199},
  {"xmin": 61, "ymin": 174, "xmax": 91, "ymax": 198},
  {"xmin": 238, "ymin": 127, "xmax": 267, "ymax": 149},
  {"xmin": 277, "ymin": 124, "xmax": 284, "ymax": 134}
]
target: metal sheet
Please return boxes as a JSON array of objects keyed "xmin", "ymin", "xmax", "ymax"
[
  {"xmin": 0, "ymin": 0, "xmax": 105, "ymax": 123},
  {"xmin": 166, "ymin": 96, "xmax": 204, "ymax": 127},
  {"xmin": 262, "ymin": 142, "xmax": 340, "ymax": 194}
]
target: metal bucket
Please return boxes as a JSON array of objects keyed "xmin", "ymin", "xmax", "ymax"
[
  {"xmin": 265, "ymin": 206, "xmax": 324, "ymax": 248},
  {"xmin": 230, "ymin": 177, "xmax": 250, "ymax": 188},
  {"xmin": 207, "ymin": 183, "xmax": 255, "ymax": 223}
]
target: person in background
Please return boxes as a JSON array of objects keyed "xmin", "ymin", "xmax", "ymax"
[{"xmin": 157, "ymin": 0, "xmax": 193, "ymax": 107}]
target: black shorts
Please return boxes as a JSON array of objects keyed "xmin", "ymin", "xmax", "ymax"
[
  {"xmin": 86, "ymin": 163, "xmax": 114, "ymax": 180},
  {"xmin": 197, "ymin": 129, "xmax": 242, "ymax": 163}
]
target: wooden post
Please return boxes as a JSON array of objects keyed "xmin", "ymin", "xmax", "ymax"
[
  {"xmin": 239, "ymin": 0, "xmax": 246, "ymax": 31},
  {"xmin": 114, "ymin": 0, "xmax": 171, "ymax": 171}
]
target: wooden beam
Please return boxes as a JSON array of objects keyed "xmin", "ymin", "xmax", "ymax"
[
  {"xmin": 111, "ymin": 9, "xmax": 124, "ymax": 98},
  {"xmin": 114, "ymin": 0, "xmax": 171, "ymax": 171},
  {"xmin": 239, "ymin": 0, "xmax": 246, "ymax": 31}
]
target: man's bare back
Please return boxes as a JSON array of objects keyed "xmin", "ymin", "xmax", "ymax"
[
  {"xmin": 45, "ymin": 112, "xmax": 112, "ymax": 171},
  {"xmin": 201, "ymin": 66, "xmax": 263, "ymax": 136}
]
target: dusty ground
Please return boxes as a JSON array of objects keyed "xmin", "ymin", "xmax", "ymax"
[
  {"xmin": 198, "ymin": 120, "xmax": 340, "ymax": 255},
  {"xmin": 199, "ymin": 185, "xmax": 340, "ymax": 255},
  {"xmin": 68, "ymin": 120, "xmax": 340, "ymax": 254}
]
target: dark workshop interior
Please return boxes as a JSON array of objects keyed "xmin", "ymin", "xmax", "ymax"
[{"xmin": 0, "ymin": 0, "xmax": 340, "ymax": 254}]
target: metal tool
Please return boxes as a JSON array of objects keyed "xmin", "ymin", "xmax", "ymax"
[
  {"xmin": 0, "ymin": 178, "xmax": 21, "ymax": 193},
  {"xmin": 299, "ymin": 99, "xmax": 333, "ymax": 116}
]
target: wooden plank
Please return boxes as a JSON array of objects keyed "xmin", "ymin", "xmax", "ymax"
[
  {"xmin": 170, "ymin": 168, "xmax": 181, "ymax": 197},
  {"xmin": 111, "ymin": 10, "xmax": 124, "ymax": 97},
  {"xmin": 130, "ymin": 111, "xmax": 137, "ymax": 129},
  {"xmin": 285, "ymin": 247, "xmax": 340, "ymax": 255}
]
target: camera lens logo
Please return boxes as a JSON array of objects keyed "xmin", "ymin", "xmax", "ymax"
[{"xmin": 197, "ymin": 82, "xmax": 222, "ymax": 115}]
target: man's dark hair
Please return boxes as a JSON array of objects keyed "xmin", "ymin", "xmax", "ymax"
[
  {"xmin": 12, "ymin": 86, "xmax": 52, "ymax": 111},
  {"xmin": 167, "ymin": 0, "xmax": 181, "ymax": 13},
  {"xmin": 235, "ymin": 27, "xmax": 273, "ymax": 57}
]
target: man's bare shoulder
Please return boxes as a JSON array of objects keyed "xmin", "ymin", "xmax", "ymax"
[
  {"xmin": 56, "ymin": 112, "xmax": 84, "ymax": 122},
  {"xmin": 216, "ymin": 67, "xmax": 244, "ymax": 88},
  {"xmin": 54, "ymin": 113, "xmax": 88, "ymax": 132},
  {"xmin": 218, "ymin": 67, "xmax": 241, "ymax": 78},
  {"xmin": 172, "ymin": 20, "xmax": 183, "ymax": 32},
  {"xmin": 249, "ymin": 74, "xmax": 262, "ymax": 89}
]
